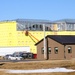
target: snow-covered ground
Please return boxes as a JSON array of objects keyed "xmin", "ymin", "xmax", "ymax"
[{"xmin": 0, "ymin": 68, "xmax": 75, "ymax": 73}]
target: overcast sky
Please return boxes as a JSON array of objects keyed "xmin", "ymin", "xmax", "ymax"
[{"xmin": 0, "ymin": 0, "xmax": 75, "ymax": 21}]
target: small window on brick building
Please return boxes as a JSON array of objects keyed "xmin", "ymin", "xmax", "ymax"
[
  {"xmin": 54, "ymin": 47, "xmax": 58, "ymax": 54},
  {"xmin": 41, "ymin": 47, "xmax": 44, "ymax": 54},
  {"xmin": 48, "ymin": 47, "xmax": 51, "ymax": 54},
  {"xmin": 68, "ymin": 46, "xmax": 72, "ymax": 53}
]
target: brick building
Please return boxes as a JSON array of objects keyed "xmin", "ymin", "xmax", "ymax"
[{"xmin": 35, "ymin": 35, "xmax": 75, "ymax": 60}]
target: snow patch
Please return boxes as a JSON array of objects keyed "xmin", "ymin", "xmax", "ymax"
[{"xmin": 4, "ymin": 68, "xmax": 75, "ymax": 73}]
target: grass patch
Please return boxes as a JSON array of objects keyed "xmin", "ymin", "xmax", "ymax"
[{"xmin": 0, "ymin": 60, "xmax": 75, "ymax": 75}]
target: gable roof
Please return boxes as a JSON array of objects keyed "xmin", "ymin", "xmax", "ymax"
[{"xmin": 35, "ymin": 35, "xmax": 75, "ymax": 45}]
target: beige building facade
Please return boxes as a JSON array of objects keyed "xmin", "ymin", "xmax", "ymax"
[{"xmin": 35, "ymin": 35, "xmax": 75, "ymax": 60}]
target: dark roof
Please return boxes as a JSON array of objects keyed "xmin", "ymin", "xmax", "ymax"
[
  {"xmin": 35, "ymin": 35, "xmax": 75, "ymax": 45},
  {"xmin": 16, "ymin": 19, "xmax": 52, "ymax": 24},
  {"xmin": 16, "ymin": 19, "xmax": 75, "ymax": 24},
  {"xmin": 53, "ymin": 19, "xmax": 75, "ymax": 24},
  {"xmin": 56, "ymin": 19, "xmax": 75, "ymax": 24},
  {"xmin": 1, "ymin": 19, "xmax": 75, "ymax": 24}
]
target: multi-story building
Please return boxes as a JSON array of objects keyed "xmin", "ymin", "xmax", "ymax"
[{"xmin": 0, "ymin": 19, "xmax": 75, "ymax": 56}]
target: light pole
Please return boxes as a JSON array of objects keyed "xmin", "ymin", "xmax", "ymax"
[{"xmin": 43, "ymin": 24, "xmax": 47, "ymax": 60}]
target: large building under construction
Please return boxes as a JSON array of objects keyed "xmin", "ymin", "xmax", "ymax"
[{"xmin": 0, "ymin": 19, "xmax": 75, "ymax": 56}]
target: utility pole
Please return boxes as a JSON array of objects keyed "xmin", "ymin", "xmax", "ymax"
[{"xmin": 43, "ymin": 24, "xmax": 47, "ymax": 60}]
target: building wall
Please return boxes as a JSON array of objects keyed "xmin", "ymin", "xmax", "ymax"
[
  {"xmin": 37, "ymin": 40, "xmax": 44, "ymax": 60},
  {"xmin": 37, "ymin": 37, "xmax": 75, "ymax": 60},
  {"xmin": 37, "ymin": 38, "xmax": 65, "ymax": 60},
  {"xmin": 65, "ymin": 45, "xmax": 75, "ymax": 59},
  {"xmin": 0, "ymin": 21, "xmax": 75, "ymax": 54},
  {"xmin": 0, "ymin": 21, "xmax": 16, "ymax": 46},
  {"xmin": 0, "ymin": 21, "xmax": 38, "ymax": 54},
  {"xmin": 47, "ymin": 38, "xmax": 65, "ymax": 60}
]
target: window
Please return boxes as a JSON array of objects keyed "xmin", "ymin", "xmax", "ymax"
[
  {"xmin": 67, "ymin": 24, "xmax": 74, "ymax": 31},
  {"xmin": 68, "ymin": 46, "xmax": 72, "ymax": 53},
  {"xmin": 32, "ymin": 25, "xmax": 36, "ymax": 30},
  {"xmin": 40, "ymin": 25, "xmax": 43, "ymax": 30},
  {"xmin": 36, "ymin": 24, "xmax": 38, "ymax": 28},
  {"xmin": 54, "ymin": 47, "xmax": 58, "ymax": 54},
  {"xmin": 29, "ymin": 26, "xmax": 31, "ymax": 30},
  {"xmin": 36, "ymin": 24, "xmax": 38, "ymax": 30},
  {"xmin": 33, "ymin": 25, "xmax": 35, "ymax": 28},
  {"xmin": 48, "ymin": 47, "xmax": 51, "ymax": 54},
  {"xmin": 40, "ymin": 25, "xmax": 42, "ymax": 28},
  {"xmin": 41, "ymin": 47, "xmax": 44, "ymax": 54},
  {"xmin": 25, "ymin": 25, "xmax": 28, "ymax": 29}
]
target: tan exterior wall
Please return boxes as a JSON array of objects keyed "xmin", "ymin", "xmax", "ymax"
[
  {"xmin": 47, "ymin": 38, "xmax": 64, "ymax": 60},
  {"xmin": 37, "ymin": 37, "xmax": 65, "ymax": 60},
  {"xmin": 37, "ymin": 37, "xmax": 75, "ymax": 60},
  {"xmin": 65, "ymin": 45, "xmax": 75, "ymax": 59},
  {"xmin": 37, "ymin": 40, "xmax": 44, "ymax": 60}
]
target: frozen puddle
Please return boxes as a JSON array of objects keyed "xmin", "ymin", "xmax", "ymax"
[{"xmin": 1, "ymin": 68, "xmax": 74, "ymax": 73}]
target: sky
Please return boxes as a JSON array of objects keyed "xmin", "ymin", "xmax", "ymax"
[{"xmin": 0, "ymin": 0, "xmax": 75, "ymax": 21}]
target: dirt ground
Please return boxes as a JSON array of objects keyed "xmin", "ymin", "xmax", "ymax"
[{"xmin": 0, "ymin": 59, "xmax": 75, "ymax": 75}]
